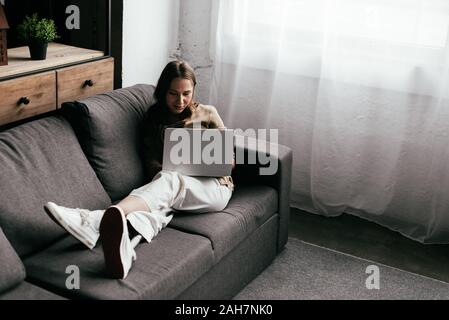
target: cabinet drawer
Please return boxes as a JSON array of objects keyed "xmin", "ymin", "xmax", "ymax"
[
  {"xmin": 57, "ymin": 58, "xmax": 114, "ymax": 107},
  {"xmin": 0, "ymin": 72, "xmax": 57, "ymax": 126}
]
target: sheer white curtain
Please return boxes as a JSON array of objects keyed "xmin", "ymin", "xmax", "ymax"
[{"xmin": 209, "ymin": 0, "xmax": 449, "ymax": 243}]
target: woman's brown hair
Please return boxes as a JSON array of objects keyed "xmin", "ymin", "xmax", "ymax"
[{"xmin": 154, "ymin": 60, "xmax": 197, "ymax": 105}]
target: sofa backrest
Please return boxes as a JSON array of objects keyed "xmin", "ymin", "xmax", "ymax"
[
  {"xmin": 60, "ymin": 84, "xmax": 155, "ymax": 202},
  {"xmin": 0, "ymin": 116, "xmax": 111, "ymax": 257},
  {"xmin": 0, "ymin": 226, "xmax": 26, "ymax": 294}
]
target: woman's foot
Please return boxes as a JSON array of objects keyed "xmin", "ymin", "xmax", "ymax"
[
  {"xmin": 99, "ymin": 206, "xmax": 140, "ymax": 279},
  {"xmin": 44, "ymin": 202, "xmax": 102, "ymax": 249}
]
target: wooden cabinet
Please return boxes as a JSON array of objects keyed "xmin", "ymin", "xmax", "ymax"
[
  {"xmin": 0, "ymin": 43, "xmax": 114, "ymax": 126},
  {"xmin": 0, "ymin": 71, "xmax": 56, "ymax": 125},
  {"xmin": 57, "ymin": 58, "xmax": 114, "ymax": 107}
]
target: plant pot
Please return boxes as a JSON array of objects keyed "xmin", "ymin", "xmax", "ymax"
[{"xmin": 28, "ymin": 40, "xmax": 48, "ymax": 60}]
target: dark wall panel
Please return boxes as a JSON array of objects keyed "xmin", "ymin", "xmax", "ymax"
[
  {"xmin": 3, "ymin": 0, "xmax": 123, "ymax": 87},
  {"xmin": 4, "ymin": 0, "xmax": 109, "ymax": 53}
]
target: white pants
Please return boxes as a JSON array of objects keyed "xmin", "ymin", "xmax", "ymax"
[{"xmin": 126, "ymin": 171, "xmax": 232, "ymax": 243}]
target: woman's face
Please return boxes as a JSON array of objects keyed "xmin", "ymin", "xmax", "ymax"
[{"xmin": 165, "ymin": 78, "xmax": 194, "ymax": 114}]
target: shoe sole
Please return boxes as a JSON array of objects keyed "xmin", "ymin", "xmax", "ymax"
[
  {"xmin": 44, "ymin": 203, "xmax": 93, "ymax": 249},
  {"xmin": 100, "ymin": 207, "xmax": 125, "ymax": 279}
]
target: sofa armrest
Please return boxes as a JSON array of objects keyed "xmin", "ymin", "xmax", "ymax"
[{"xmin": 232, "ymin": 135, "xmax": 292, "ymax": 252}]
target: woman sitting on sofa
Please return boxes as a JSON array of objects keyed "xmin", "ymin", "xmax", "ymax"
[{"xmin": 44, "ymin": 60, "xmax": 234, "ymax": 279}]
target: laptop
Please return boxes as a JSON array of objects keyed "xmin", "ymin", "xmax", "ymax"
[{"xmin": 162, "ymin": 127, "xmax": 234, "ymax": 177}]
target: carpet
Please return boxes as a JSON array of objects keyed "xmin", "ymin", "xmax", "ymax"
[{"xmin": 234, "ymin": 238, "xmax": 449, "ymax": 300}]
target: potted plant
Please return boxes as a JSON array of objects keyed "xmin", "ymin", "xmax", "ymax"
[{"xmin": 17, "ymin": 13, "xmax": 59, "ymax": 60}]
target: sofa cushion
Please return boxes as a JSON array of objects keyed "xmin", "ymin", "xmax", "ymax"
[
  {"xmin": 61, "ymin": 84, "xmax": 156, "ymax": 202},
  {"xmin": 0, "ymin": 116, "xmax": 111, "ymax": 257},
  {"xmin": 23, "ymin": 228, "xmax": 214, "ymax": 299},
  {"xmin": 0, "ymin": 227, "xmax": 26, "ymax": 294},
  {"xmin": 169, "ymin": 185, "xmax": 278, "ymax": 262},
  {"xmin": 0, "ymin": 282, "xmax": 66, "ymax": 300}
]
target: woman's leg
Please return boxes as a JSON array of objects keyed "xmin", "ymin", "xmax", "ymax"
[
  {"xmin": 122, "ymin": 171, "xmax": 182, "ymax": 243},
  {"xmin": 113, "ymin": 195, "xmax": 151, "ymax": 216},
  {"xmin": 124, "ymin": 171, "xmax": 232, "ymax": 241},
  {"xmin": 100, "ymin": 170, "xmax": 232, "ymax": 279},
  {"xmin": 127, "ymin": 170, "xmax": 232, "ymax": 214},
  {"xmin": 44, "ymin": 202, "xmax": 105, "ymax": 249},
  {"xmin": 99, "ymin": 171, "xmax": 180, "ymax": 279},
  {"xmin": 123, "ymin": 170, "xmax": 232, "ymax": 245},
  {"xmin": 44, "ymin": 170, "xmax": 231, "ymax": 251},
  {"xmin": 103, "ymin": 170, "xmax": 183, "ymax": 245},
  {"xmin": 170, "ymin": 174, "xmax": 232, "ymax": 213},
  {"xmin": 127, "ymin": 171, "xmax": 183, "ymax": 213},
  {"xmin": 43, "ymin": 186, "xmax": 156, "ymax": 252}
]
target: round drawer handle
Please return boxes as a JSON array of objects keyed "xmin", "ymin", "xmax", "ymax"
[
  {"xmin": 18, "ymin": 97, "xmax": 30, "ymax": 106},
  {"xmin": 83, "ymin": 79, "xmax": 94, "ymax": 88}
]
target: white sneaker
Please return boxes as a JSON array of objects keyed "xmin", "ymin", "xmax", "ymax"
[
  {"xmin": 100, "ymin": 207, "xmax": 140, "ymax": 279},
  {"xmin": 44, "ymin": 202, "xmax": 103, "ymax": 249}
]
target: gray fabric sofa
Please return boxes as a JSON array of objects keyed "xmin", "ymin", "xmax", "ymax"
[{"xmin": 0, "ymin": 84, "xmax": 292, "ymax": 300}]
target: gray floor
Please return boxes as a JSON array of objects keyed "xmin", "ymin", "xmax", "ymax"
[
  {"xmin": 289, "ymin": 208, "xmax": 449, "ymax": 284},
  {"xmin": 235, "ymin": 238, "xmax": 449, "ymax": 300}
]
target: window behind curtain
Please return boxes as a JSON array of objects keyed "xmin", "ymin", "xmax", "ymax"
[{"xmin": 216, "ymin": 0, "xmax": 449, "ymax": 95}]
